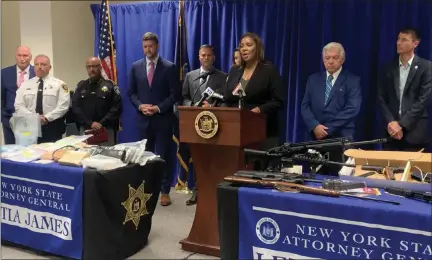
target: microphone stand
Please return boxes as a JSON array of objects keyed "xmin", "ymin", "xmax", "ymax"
[{"xmin": 238, "ymin": 90, "xmax": 245, "ymax": 109}]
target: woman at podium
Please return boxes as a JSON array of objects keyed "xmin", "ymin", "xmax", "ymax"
[{"xmin": 224, "ymin": 32, "xmax": 284, "ymax": 149}]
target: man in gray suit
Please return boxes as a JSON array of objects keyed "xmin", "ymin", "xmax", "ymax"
[
  {"xmin": 181, "ymin": 44, "xmax": 227, "ymax": 205},
  {"xmin": 182, "ymin": 44, "xmax": 227, "ymax": 107}
]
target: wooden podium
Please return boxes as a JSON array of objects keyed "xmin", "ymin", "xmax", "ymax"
[{"xmin": 178, "ymin": 107, "xmax": 266, "ymax": 256}]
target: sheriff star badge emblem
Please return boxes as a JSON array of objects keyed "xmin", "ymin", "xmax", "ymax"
[{"xmin": 121, "ymin": 181, "xmax": 152, "ymax": 230}]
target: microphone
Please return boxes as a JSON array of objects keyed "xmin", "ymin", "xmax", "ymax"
[
  {"xmin": 209, "ymin": 92, "xmax": 225, "ymax": 107},
  {"xmin": 208, "ymin": 91, "xmax": 224, "ymax": 101},
  {"xmin": 232, "ymin": 83, "xmax": 246, "ymax": 108},
  {"xmin": 190, "ymin": 69, "xmax": 215, "ymax": 105},
  {"xmin": 194, "ymin": 87, "xmax": 214, "ymax": 107},
  {"xmin": 232, "ymin": 82, "xmax": 244, "ymax": 96},
  {"xmin": 194, "ymin": 68, "xmax": 215, "ymax": 81}
]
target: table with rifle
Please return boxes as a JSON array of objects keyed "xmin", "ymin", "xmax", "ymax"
[{"xmin": 217, "ymin": 138, "xmax": 432, "ymax": 260}]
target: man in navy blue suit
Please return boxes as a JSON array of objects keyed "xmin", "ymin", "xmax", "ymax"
[
  {"xmin": 1, "ymin": 46, "xmax": 35, "ymax": 144},
  {"xmin": 127, "ymin": 32, "xmax": 181, "ymax": 206},
  {"xmin": 301, "ymin": 42, "xmax": 362, "ymax": 174}
]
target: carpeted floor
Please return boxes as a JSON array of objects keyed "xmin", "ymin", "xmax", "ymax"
[{"xmin": 1, "ymin": 189, "xmax": 220, "ymax": 259}]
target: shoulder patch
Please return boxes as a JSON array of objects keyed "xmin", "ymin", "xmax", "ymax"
[
  {"xmin": 114, "ymin": 85, "xmax": 121, "ymax": 95},
  {"xmin": 62, "ymin": 84, "xmax": 69, "ymax": 93}
]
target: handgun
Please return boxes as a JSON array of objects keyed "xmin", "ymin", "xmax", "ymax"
[{"xmin": 361, "ymin": 166, "xmax": 404, "ymax": 180}]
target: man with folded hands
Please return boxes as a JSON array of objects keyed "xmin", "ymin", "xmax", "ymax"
[{"xmin": 72, "ymin": 57, "xmax": 122, "ymax": 145}]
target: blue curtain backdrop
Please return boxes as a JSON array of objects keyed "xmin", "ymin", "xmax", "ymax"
[
  {"xmin": 91, "ymin": 2, "xmax": 178, "ymax": 143},
  {"xmin": 182, "ymin": 0, "xmax": 432, "ymax": 148},
  {"xmin": 91, "ymin": 0, "xmax": 432, "ymax": 181}
]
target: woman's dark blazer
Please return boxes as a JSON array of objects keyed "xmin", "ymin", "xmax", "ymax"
[{"xmin": 223, "ymin": 62, "xmax": 284, "ymax": 137}]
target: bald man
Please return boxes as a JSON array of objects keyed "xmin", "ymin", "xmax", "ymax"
[
  {"xmin": 72, "ymin": 57, "xmax": 122, "ymax": 145},
  {"xmin": 1, "ymin": 46, "xmax": 35, "ymax": 144},
  {"xmin": 14, "ymin": 55, "xmax": 70, "ymax": 143}
]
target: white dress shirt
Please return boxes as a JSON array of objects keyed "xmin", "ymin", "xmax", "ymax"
[
  {"xmin": 14, "ymin": 75, "xmax": 71, "ymax": 122},
  {"xmin": 199, "ymin": 66, "xmax": 210, "ymax": 85},
  {"xmin": 326, "ymin": 66, "xmax": 343, "ymax": 86},
  {"xmin": 398, "ymin": 55, "xmax": 414, "ymax": 115}
]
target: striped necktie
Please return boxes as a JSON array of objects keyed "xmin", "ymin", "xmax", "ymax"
[{"xmin": 324, "ymin": 74, "xmax": 334, "ymax": 105}]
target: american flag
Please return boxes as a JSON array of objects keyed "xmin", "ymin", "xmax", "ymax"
[{"xmin": 98, "ymin": 0, "xmax": 117, "ymax": 82}]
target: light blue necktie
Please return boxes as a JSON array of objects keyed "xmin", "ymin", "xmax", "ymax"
[{"xmin": 324, "ymin": 74, "xmax": 334, "ymax": 105}]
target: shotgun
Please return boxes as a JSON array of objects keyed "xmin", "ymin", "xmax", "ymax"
[{"xmin": 224, "ymin": 176, "xmax": 400, "ymax": 205}]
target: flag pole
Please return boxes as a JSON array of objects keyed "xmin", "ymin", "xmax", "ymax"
[{"xmin": 106, "ymin": 0, "xmax": 117, "ymax": 83}]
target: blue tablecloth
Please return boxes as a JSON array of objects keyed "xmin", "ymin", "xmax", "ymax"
[
  {"xmin": 1, "ymin": 160, "xmax": 84, "ymax": 259},
  {"xmin": 238, "ymin": 181, "xmax": 432, "ymax": 259}
]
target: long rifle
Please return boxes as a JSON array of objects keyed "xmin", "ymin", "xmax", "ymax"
[{"xmin": 224, "ymin": 176, "xmax": 400, "ymax": 205}]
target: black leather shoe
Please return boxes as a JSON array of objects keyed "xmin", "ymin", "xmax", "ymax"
[{"xmin": 186, "ymin": 191, "xmax": 197, "ymax": 206}]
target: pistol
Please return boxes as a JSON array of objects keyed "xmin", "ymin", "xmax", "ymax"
[
  {"xmin": 384, "ymin": 166, "xmax": 405, "ymax": 180},
  {"xmin": 361, "ymin": 165, "xmax": 384, "ymax": 173}
]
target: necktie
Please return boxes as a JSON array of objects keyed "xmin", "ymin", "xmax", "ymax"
[
  {"xmin": 200, "ymin": 71, "xmax": 208, "ymax": 85},
  {"xmin": 148, "ymin": 61, "xmax": 155, "ymax": 87},
  {"xmin": 17, "ymin": 71, "xmax": 25, "ymax": 88},
  {"xmin": 324, "ymin": 74, "xmax": 334, "ymax": 105},
  {"xmin": 36, "ymin": 78, "xmax": 44, "ymax": 115}
]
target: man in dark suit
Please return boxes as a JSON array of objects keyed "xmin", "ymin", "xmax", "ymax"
[
  {"xmin": 181, "ymin": 44, "xmax": 227, "ymax": 205},
  {"xmin": 182, "ymin": 44, "xmax": 227, "ymax": 107},
  {"xmin": 127, "ymin": 32, "xmax": 181, "ymax": 206},
  {"xmin": 301, "ymin": 42, "xmax": 362, "ymax": 174},
  {"xmin": 378, "ymin": 28, "xmax": 432, "ymax": 151},
  {"xmin": 1, "ymin": 45, "xmax": 35, "ymax": 144}
]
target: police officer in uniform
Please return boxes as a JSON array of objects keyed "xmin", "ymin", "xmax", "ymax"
[
  {"xmin": 14, "ymin": 54, "xmax": 70, "ymax": 143},
  {"xmin": 72, "ymin": 57, "xmax": 122, "ymax": 145}
]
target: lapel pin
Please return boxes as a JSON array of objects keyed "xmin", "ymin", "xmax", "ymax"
[{"xmin": 415, "ymin": 65, "xmax": 418, "ymax": 69}]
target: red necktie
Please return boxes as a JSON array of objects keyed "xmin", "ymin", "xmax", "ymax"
[{"xmin": 148, "ymin": 61, "xmax": 155, "ymax": 87}]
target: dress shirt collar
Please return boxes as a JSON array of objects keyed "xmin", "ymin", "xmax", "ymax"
[
  {"xmin": 200, "ymin": 66, "xmax": 213, "ymax": 74},
  {"xmin": 146, "ymin": 55, "xmax": 159, "ymax": 67},
  {"xmin": 16, "ymin": 65, "xmax": 30, "ymax": 75},
  {"xmin": 38, "ymin": 75, "xmax": 51, "ymax": 82},
  {"xmin": 399, "ymin": 54, "xmax": 415, "ymax": 69},
  {"xmin": 326, "ymin": 66, "xmax": 342, "ymax": 80}
]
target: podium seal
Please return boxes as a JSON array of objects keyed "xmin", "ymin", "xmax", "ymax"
[{"xmin": 194, "ymin": 111, "xmax": 219, "ymax": 139}]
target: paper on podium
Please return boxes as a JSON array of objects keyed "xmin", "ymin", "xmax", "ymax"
[{"xmin": 10, "ymin": 113, "xmax": 41, "ymax": 146}]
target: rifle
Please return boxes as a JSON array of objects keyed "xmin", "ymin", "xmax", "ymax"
[
  {"xmin": 234, "ymin": 170, "xmax": 321, "ymax": 183},
  {"xmin": 384, "ymin": 187, "xmax": 432, "ymax": 203},
  {"xmin": 361, "ymin": 165, "xmax": 405, "ymax": 180},
  {"xmin": 235, "ymin": 170, "xmax": 367, "ymax": 190},
  {"xmin": 244, "ymin": 138, "xmax": 388, "ymax": 175},
  {"xmin": 224, "ymin": 176, "xmax": 400, "ymax": 205}
]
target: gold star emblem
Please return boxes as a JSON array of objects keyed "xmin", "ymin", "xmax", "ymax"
[{"xmin": 121, "ymin": 181, "xmax": 152, "ymax": 230}]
